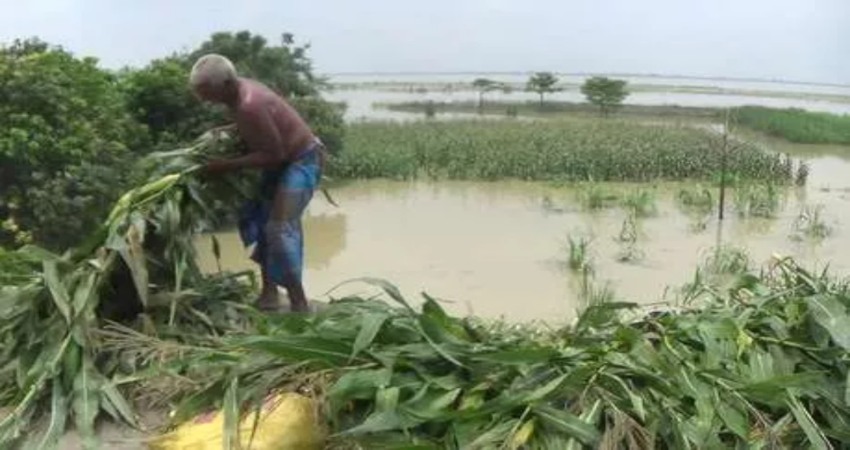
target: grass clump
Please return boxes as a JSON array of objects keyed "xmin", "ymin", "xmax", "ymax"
[
  {"xmin": 735, "ymin": 106, "xmax": 850, "ymax": 145},
  {"xmin": 677, "ymin": 185, "xmax": 714, "ymax": 214},
  {"xmin": 576, "ymin": 183, "xmax": 619, "ymax": 210},
  {"xmin": 620, "ymin": 189, "xmax": 657, "ymax": 217},
  {"xmin": 792, "ymin": 205, "xmax": 832, "ymax": 241},
  {"xmin": 332, "ymin": 120, "xmax": 802, "ymax": 183},
  {"xmin": 566, "ymin": 234, "xmax": 593, "ymax": 273},
  {"xmin": 615, "ymin": 213, "xmax": 644, "ymax": 263},
  {"xmin": 676, "ymin": 185, "xmax": 715, "ymax": 231},
  {"xmin": 702, "ymin": 245, "xmax": 750, "ymax": 277},
  {"xmin": 734, "ymin": 183, "xmax": 782, "ymax": 218}
]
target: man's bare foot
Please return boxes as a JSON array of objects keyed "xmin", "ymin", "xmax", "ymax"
[
  {"xmin": 257, "ymin": 287, "xmax": 281, "ymax": 312},
  {"xmin": 288, "ymin": 299, "xmax": 310, "ymax": 313}
]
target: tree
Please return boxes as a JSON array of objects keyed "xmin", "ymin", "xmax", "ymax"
[
  {"xmin": 0, "ymin": 38, "xmax": 147, "ymax": 248},
  {"xmin": 581, "ymin": 76, "xmax": 630, "ymax": 117},
  {"xmin": 526, "ymin": 72, "xmax": 560, "ymax": 107},
  {"xmin": 471, "ymin": 78, "xmax": 502, "ymax": 112}
]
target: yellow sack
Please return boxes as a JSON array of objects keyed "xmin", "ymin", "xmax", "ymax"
[{"xmin": 147, "ymin": 392, "xmax": 323, "ymax": 450}]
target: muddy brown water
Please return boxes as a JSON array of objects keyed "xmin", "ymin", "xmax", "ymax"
[{"xmin": 195, "ymin": 139, "xmax": 850, "ymax": 323}]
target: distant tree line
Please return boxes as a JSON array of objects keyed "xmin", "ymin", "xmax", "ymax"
[{"xmin": 466, "ymin": 73, "xmax": 631, "ymax": 115}]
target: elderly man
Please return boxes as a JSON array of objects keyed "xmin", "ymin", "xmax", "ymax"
[{"xmin": 190, "ymin": 53, "xmax": 322, "ymax": 313}]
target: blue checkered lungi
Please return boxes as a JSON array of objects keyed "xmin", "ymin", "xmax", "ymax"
[{"xmin": 238, "ymin": 141, "xmax": 321, "ymax": 285}]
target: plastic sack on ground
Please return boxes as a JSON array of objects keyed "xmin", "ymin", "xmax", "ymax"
[{"xmin": 147, "ymin": 392, "xmax": 323, "ymax": 450}]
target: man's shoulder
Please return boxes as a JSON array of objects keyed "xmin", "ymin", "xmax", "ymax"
[{"xmin": 238, "ymin": 78, "xmax": 287, "ymax": 111}]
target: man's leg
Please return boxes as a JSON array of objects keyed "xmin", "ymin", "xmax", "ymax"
[
  {"xmin": 266, "ymin": 183, "xmax": 315, "ymax": 313},
  {"xmin": 239, "ymin": 197, "xmax": 282, "ymax": 310}
]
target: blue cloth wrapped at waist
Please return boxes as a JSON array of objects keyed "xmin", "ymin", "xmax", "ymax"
[{"xmin": 238, "ymin": 141, "xmax": 322, "ymax": 285}]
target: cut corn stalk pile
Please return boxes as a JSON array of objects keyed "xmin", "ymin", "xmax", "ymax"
[
  {"xmin": 0, "ymin": 128, "xmax": 257, "ymax": 447},
  {"xmin": 2, "ymin": 128, "xmax": 850, "ymax": 449},
  {"xmin": 103, "ymin": 260, "xmax": 850, "ymax": 449}
]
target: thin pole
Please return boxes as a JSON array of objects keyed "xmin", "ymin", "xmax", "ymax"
[{"xmin": 718, "ymin": 110, "xmax": 729, "ymax": 221}]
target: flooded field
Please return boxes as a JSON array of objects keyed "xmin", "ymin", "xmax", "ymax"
[{"xmin": 195, "ymin": 145, "xmax": 850, "ymax": 323}]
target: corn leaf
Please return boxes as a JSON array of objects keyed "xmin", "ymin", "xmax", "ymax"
[
  {"xmin": 223, "ymin": 377, "xmax": 239, "ymax": 450},
  {"xmin": 466, "ymin": 419, "xmax": 519, "ymax": 449},
  {"xmin": 788, "ymin": 394, "xmax": 832, "ymax": 450},
  {"xmin": 351, "ymin": 312, "xmax": 388, "ymax": 360},
  {"xmin": 72, "ymin": 358, "xmax": 99, "ymax": 450},
  {"xmin": 510, "ymin": 418, "xmax": 535, "ymax": 449},
  {"xmin": 99, "ymin": 381, "xmax": 137, "ymax": 427},
  {"xmin": 533, "ymin": 405, "xmax": 600, "ymax": 446},
  {"xmin": 42, "ymin": 261, "xmax": 71, "ymax": 324},
  {"xmin": 807, "ymin": 295, "xmax": 850, "ymax": 351},
  {"xmin": 26, "ymin": 381, "xmax": 67, "ymax": 450}
]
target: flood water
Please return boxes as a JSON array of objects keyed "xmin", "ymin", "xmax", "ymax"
[
  {"xmin": 324, "ymin": 73, "xmax": 850, "ymax": 121},
  {"xmin": 327, "ymin": 89, "xmax": 850, "ymax": 122},
  {"xmin": 196, "ymin": 147, "xmax": 850, "ymax": 323}
]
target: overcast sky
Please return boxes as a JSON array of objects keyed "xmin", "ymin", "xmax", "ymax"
[{"xmin": 0, "ymin": 0, "xmax": 847, "ymax": 84}]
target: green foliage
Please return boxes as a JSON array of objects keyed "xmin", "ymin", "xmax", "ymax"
[
  {"xmin": 290, "ymin": 96, "xmax": 347, "ymax": 155},
  {"xmin": 734, "ymin": 106, "xmax": 850, "ymax": 144},
  {"xmin": 580, "ymin": 76, "xmax": 630, "ymax": 116},
  {"xmin": 621, "ymin": 189, "xmax": 657, "ymax": 217},
  {"xmin": 566, "ymin": 235, "xmax": 593, "ymax": 273},
  {"xmin": 677, "ymin": 185, "xmax": 714, "ymax": 215},
  {"xmin": 577, "ymin": 183, "xmax": 619, "ymax": 210},
  {"xmin": 121, "ymin": 57, "xmax": 216, "ymax": 145},
  {"xmin": 0, "ymin": 246, "xmax": 39, "ymax": 286},
  {"xmin": 701, "ymin": 246, "xmax": 750, "ymax": 277},
  {"xmin": 526, "ymin": 72, "xmax": 560, "ymax": 106},
  {"xmin": 0, "ymin": 129, "xmax": 255, "ymax": 447},
  {"xmin": 0, "ymin": 38, "xmax": 148, "ymax": 249},
  {"xmin": 332, "ymin": 120, "xmax": 802, "ymax": 183},
  {"xmin": 676, "ymin": 185, "xmax": 715, "ymax": 231},
  {"xmin": 385, "ymin": 99, "xmax": 718, "ymax": 119},
  {"xmin": 26, "ymin": 156, "xmax": 136, "ymax": 249},
  {"xmin": 734, "ymin": 183, "xmax": 782, "ymax": 218}
]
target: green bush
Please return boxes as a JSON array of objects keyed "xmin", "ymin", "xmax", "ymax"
[
  {"xmin": 735, "ymin": 106, "xmax": 850, "ymax": 144},
  {"xmin": 0, "ymin": 39, "xmax": 147, "ymax": 249}
]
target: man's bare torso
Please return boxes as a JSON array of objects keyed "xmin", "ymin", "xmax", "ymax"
[{"xmin": 234, "ymin": 78, "xmax": 315, "ymax": 161}]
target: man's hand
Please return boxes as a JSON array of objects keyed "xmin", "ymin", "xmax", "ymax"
[{"xmin": 203, "ymin": 159, "xmax": 232, "ymax": 175}]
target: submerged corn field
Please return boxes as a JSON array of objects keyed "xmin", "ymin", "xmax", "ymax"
[{"xmin": 331, "ymin": 120, "xmax": 804, "ymax": 183}]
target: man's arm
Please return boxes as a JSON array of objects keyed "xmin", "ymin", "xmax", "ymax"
[{"xmin": 205, "ymin": 108, "xmax": 286, "ymax": 173}]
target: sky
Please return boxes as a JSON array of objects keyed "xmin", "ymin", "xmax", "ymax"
[{"xmin": 0, "ymin": 0, "xmax": 847, "ymax": 84}]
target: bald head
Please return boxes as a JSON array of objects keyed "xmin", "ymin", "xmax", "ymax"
[{"xmin": 190, "ymin": 54, "xmax": 239, "ymax": 104}]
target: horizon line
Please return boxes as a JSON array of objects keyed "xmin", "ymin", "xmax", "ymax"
[{"xmin": 319, "ymin": 71, "xmax": 850, "ymax": 89}]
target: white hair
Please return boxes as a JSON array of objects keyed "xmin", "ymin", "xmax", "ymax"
[{"xmin": 189, "ymin": 54, "xmax": 237, "ymax": 88}]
